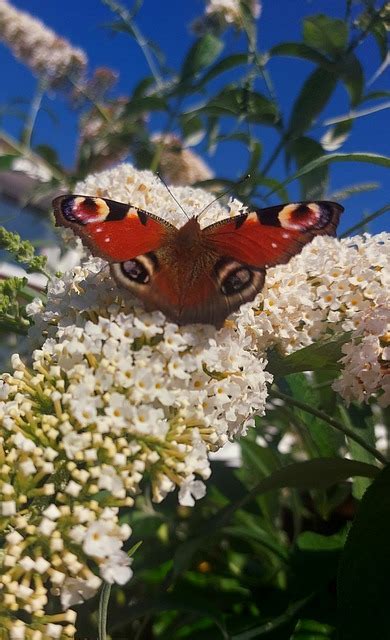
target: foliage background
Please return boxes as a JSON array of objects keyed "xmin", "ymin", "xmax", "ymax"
[{"xmin": 0, "ymin": 0, "xmax": 389, "ymax": 638}]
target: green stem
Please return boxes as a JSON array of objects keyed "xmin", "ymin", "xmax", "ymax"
[
  {"xmin": 340, "ymin": 204, "xmax": 390, "ymax": 237},
  {"xmin": 101, "ymin": 0, "xmax": 164, "ymax": 92},
  {"xmin": 98, "ymin": 582, "xmax": 112, "ymax": 640},
  {"xmin": 270, "ymin": 391, "xmax": 387, "ymax": 466}
]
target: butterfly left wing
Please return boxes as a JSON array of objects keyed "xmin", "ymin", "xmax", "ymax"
[
  {"xmin": 204, "ymin": 200, "xmax": 343, "ymax": 268},
  {"xmin": 53, "ymin": 195, "xmax": 175, "ymax": 262}
]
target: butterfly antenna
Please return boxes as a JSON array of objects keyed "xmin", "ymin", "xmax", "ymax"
[
  {"xmin": 196, "ymin": 174, "xmax": 251, "ymax": 221},
  {"xmin": 156, "ymin": 172, "xmax": 190, "ymax": 220}
]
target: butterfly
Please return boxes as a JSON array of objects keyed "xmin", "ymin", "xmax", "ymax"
[{"xmin": 53, "ymin": 194, "xmax": 343, "ymax": 328}]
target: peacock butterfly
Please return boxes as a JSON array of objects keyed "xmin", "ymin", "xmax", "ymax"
[{"xmin": 53, "ymin": 195, "xmax": 343, "ymax": 328}]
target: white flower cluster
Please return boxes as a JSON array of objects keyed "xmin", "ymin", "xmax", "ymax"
[
  {"xmin": 206, "ymin": 0, "xmax": 261, "ymax": 23},
  {"xmin": 239, "ymin": 232, "xmax": 390, "ymax": 359},
  {"xmin": 333, "ymin": 306, "xmax": 390, "ymax": 407},
  {"xmin": 0, "ymin": 0, "xmax": 87, "ymax": 87},
  {"xmin": 0, "ymin": 175, "xmax": 270, "ymax": 634},
  {"xmin": 1, "ymin": 160, "xmax": 388, "ymax": 636}
]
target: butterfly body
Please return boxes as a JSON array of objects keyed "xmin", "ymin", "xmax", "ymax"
[{"xmin": 53, "ymin": 195, "xmax": 343, "ymax": 327}]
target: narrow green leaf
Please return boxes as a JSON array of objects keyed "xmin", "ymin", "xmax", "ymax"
[
  {"xmin": 338, "ymin": 464, "xmax": 390, "ymax": 640},
  {"xmin": 341, "ymin": 203, "xmax": 390, "ymax": 237},
  {"xmin": 339, "ymin": 54, "xmax": 364, "ymax": 107},
  {"xmin": 197, "ymin": 53, "xmax": 248, "ymax": 88},
  {"xmin": 181, "ymin": 34, "xmax": 224, "ymax": 82},
  {"xmin": 288, "ymin": 68, "xmax": 338, "ymax": 136},
  {"xmin": 270, "ymin": 42, "xmax": 331, "ymax": 68},
  {"xmin": 264, "ymin": 152, "xmax": 390, "ymax": 197},
  {"xmin": 267, "ymin": 333, "xmax": 351, "ymax": 377},
  {"xmin": 363, "ymin": 90, "xmax": 390, "ymax": 102},
  {"xmin": 288, "ymin": 136, "xmax": 328, "ymax": 199},
  {"xmin": 98, "ymin": 583, "xmax": 112, "ymax": 640},
  {"xmin": 303, "ymin": 14, "xmax": 348, "ymax": 56}
]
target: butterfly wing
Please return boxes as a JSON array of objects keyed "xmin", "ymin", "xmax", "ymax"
[
  {"xmin": 204, "ymin": 201, "xmax": 343, "ymax": 267},
  {"xmin": 191, "ymin": 201, "xmax": 343, "ymax": 326},
  {"xmin": 53, "ymin": 195, "xmax": 175, "ymax": 262}
]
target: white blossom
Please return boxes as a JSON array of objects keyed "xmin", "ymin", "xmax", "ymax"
[
  {"xmin": 333, "ymin": 306, "xmax": 390, "ymax": 407},
  {"xmin": 0, "ymin": 0, "xmax": 87, "ymax": 87}
]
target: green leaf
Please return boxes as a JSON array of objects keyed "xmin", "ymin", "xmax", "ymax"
[
  {"xmin": 109, "ymin": 593, "xmax": 229, "ymax": 639},
  {"xmin": 197, "ymin": 88, "xmax": 279, "ymax": 125},
  {"xmin": 180, "ymin": 113, "xmax": 205, "ymax": 146},
  {"xmin": 181, "ymin": 34, "xmax": 224, "ymax": 82},
  {"xmin": 291, "ymin": 618, "xmax": 335, "ymax": 639},
  {"xmin": 231, "ymin": 597, "xmax": 315, "ymax": 639},
  {"xmin": 303, "ymin": 14, "xmax": 348, "ymax": 57},
  {"xmin": 337, "ymin": 464, "xmax": 390, "ymax": 640},
  {"xmin": 34, "ymin": 144, "xmax": 59, "ymax": 167},
  {"xmin": 288, "ymin": 68, "xmax": 337, "ymax": 136},
  {"xmin": 246, "ymin": 141, "xmax": 262, "ymax": 175},
  {"xmin": 171, "ymin": 459, "xmax": 378, "ymax": 580},
  {"xmin": 285, "ymin": 373, "xmax": 342, "ymax": 458},
  {"xmin": 339, "ymin": 54, "xmax": 364, "ymax": 107},
  {"xmin": 131, "ymin": 76, "xmax": 155, "ymax": 99},
  {"xmin": 338, "ymin": 405, "xmax": 375, "ymax": 500},
  {"xmin": 122, "ymin": 95, "xmax": 166, "ymax": 117},
  {"xmin": 270, "ymin": 42, "xmax": 331, "ymax": 67},
  {"xmin": 297, "ymin": 530, "xmax": 347, "ymax": 552},
  {"xmin": 368, "ymin": 18, "xmax": 388, "ymax": 62},
  {"xmin": 197, "ymin": 53, "xmax": 248, "ymax": 88},
  {"xmin": 267, "ymin": 333, "xmax": 352, "ymax": 377},
  {"xmin": 252, "ymin": 176, "xmax": 289, "ymax": 202},
  {"xmin": 288, "ymin": 136, "xmax": 328, "ymax": 199},
  {"xmin": 321, "ymin": 120, "xmax": 352, "ymax": 152},
  {"xmin": 0, "ymin": 154, "xmax": 17, "ymax": 170},
  {"xmin": 264, "ymin": 152, "xmax": 390, "ymax": 197}
]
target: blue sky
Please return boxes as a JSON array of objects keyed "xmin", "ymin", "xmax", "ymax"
[{"xmin": 0, "ymin": 0, "xmax": 389, "ymax": 236}]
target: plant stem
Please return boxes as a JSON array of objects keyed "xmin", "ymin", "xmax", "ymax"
[
  {"xmin": 98, "ymin": 582, "xmax": 112, "ymax": 640},
  {"xmin": 22, "ymin": 79, "xmax": 47, "ymax": 148},
  {"xmin": 340, "ymin": 204, "xmax": 390, "ymax": 237},
  {"xmin": 270, "ymin": 391, "xmax": 387, "ymax": 465},
  {"xmin": 102, "ymin": 0, "xmax": 164, "ymax": 92},
  {"xmin": 0, "ymin": 130, "xmax": 66, "ymax": 184}
]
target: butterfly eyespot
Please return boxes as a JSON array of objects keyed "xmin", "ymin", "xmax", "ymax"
[
  {"xmin": 221, "ymin": 268, "xmax": 253, "ymax": 295},
  {"xmin": 278, "ymin": 203, "xmax": 330, "ymax": 231},
  {"xmin": 121, "ymin": 259, "xmax": 150, "ymax": 284}
]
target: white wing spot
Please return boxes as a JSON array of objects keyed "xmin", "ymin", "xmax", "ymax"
[
  {"xmin": 271, "ymin": 242, "xmax": 278, "ymax": 248},
  {"xmin": 95, "ymin": 227, "xmax": 103, "ymax": 233},
  {"xmin": 104, "ymin": 237, "xmax": 110, "ymax": 243},
  {"xmin": 282, "ymin": 233, "xmax": 290, "ymax": 239}
]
